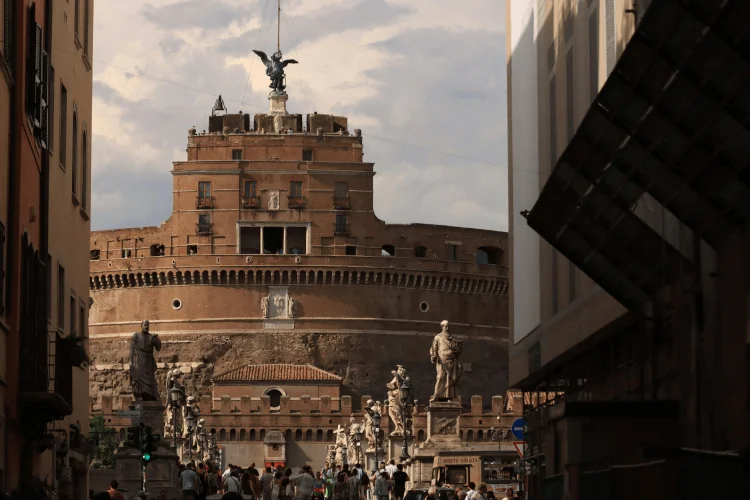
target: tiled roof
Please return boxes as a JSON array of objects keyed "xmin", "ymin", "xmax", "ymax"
[{"xmin": 213, "ymin": 364, "xmax": 342, "ymax": 383}]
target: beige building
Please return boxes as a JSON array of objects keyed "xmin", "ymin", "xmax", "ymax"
[{"xmin": 508, "ymin": 0, "xmax": 750, "ymax": 498}]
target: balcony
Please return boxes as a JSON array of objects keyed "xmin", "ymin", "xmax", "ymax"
[
  {"xmin": 333, "ymin": 196, "xmax": 351, "ymax": 210},
  {"xmin": 333, "ymin": 222, "xmax": 350, "ymax": 236},
  {"xmin": 196, "ymin": 223, "xmax": 214, "ymax": 235},
  {"xmin": 242, "ymin": 195, "xmax": 261, "ymax": 209},
  {"xmin": 195, "ymin": 196, "xmax": 216, "ymax": 209},
  {"xmin": 288, "ymin": 196, "xmax": 307, "ymax": 210}
]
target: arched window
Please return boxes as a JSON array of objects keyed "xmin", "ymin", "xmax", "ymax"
[
  {"xmin": 381, "ymin": 245, "xmax": 395, "ymax": 257},
  {"xmin": 119, "ymin": 428, "xmax": 126, "ymax": 441},
  {"xmin": 81, "ymin": 128, "xmax": 88, "ymax": 211},
  {"xmin": 260, "ymin": 429, "xmax": 266, "ymax": 442},
  {"xmin": 477, "ymin": 430, "xmax": 484, "ymax": 441},
  {"xmin": 219, "ymin": 429, "xmax": 227, "ymax": 441},
  {"xmin": 265, "ymin": 388, "xmax": 283, "ymax": 409},
  {"xmin": 326, "ymin": 430, "xmax": 334, "ymax": 442},
  {"xmin": 230, "ymin": 429, "xmax": 237, "ymax": 441},
  {"xmin": 72, "ymin": 109, "xmax": 78, "ymax": 197},
  {"xmin": 239, "ymin": 429, "xmax": 246, "ymax": 441},
  {"xmin": 414, "ymin": 246, "xmax": 427, "ymax": 258},
  {"xmin": 476, "ymin": 246, "xmax": 504, "ymax": 265},
  {"xmin": 417, "ymin": 430, "xmax": 426, "ymax": 443},
  {"xmin": 285, "ymin": 429, "xmax": 292, "ymax": 442},
  {"xmin": 305, "ymin": 429, "xmax": 313, "ymax": 441},
  {"xmin": 250, "ymin": 429, "xmax": 256, "ymax": 441},
  {"xmin": 467, "ymin": 430, "xmax": 474, "ymax": 442},
  {"xmin": 295, "ymin": 429, "xmax": 303, "ymax": 441},
  {"xmin": 316, "ymin": 430, "xmax": 323, "ymax": 442}
]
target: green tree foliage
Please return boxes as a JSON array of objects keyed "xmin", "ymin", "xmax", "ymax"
[{"xmin": 89, "ymin": 413, "xmax": 117, "ymax": 469}]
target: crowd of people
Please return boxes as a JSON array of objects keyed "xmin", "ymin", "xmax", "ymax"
[{"xmin": 95, "ymin": 459, "xmax": 522, "ymax": 500}]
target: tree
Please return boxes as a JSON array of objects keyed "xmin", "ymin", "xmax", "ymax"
[{"xmin": 89, "ymin": 413, "xmax": 117, "ymax": 469}]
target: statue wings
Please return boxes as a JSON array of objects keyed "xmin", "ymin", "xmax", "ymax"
[
  {"xmin": 252, "ymin": 49, "xmax": 298, "ymax": 68},
  {"xmin": 281, "ymin": 59, "xmax": 298, "ymax": 68}
]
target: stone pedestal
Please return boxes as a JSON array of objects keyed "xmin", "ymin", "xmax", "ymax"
[
  {"xmin": 269, "ymin": 93, "xmax": 288, "ymax": 115},
  {"xmin": 426, "ymin": 400, "xmax": 462, "ymax": 443},
  {"xmin": 364, "ymin": 449, "xmax": 384, "ymax": 474},
  {"xmin": 386, "ymin": 435, "xmax": 415, "ymax": 464},
  {"xmin": 115, "ymin": 401, "xmax": 180, "ymax": 499}
]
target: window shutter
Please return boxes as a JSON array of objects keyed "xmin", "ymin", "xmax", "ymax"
[
  {"xmin": 34, "ymin": 24, "xmax": 42, "ymax": 128},
  {"xmin": 40, "ymin": 50, "xmax": 49, "ymax": 149},
  {"xmin": 25, "ymin": 4, "xmax": 36, "ymax": 115},
  {"xmin": 3, "ymin": 0, "xmax": 13, "ymax": 71},
  {"xmin": 605, "ymin": 0, "xmax": 616, "ymax": 76}
]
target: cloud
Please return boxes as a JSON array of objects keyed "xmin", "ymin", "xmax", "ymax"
[{"xmin": 91, "ymin": 0, "xmax": 508, "ymax": 232}]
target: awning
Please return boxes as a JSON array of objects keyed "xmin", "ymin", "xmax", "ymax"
[{"xmin": 527, "ymin": 0, "xmax": 750, "ymax": 308}]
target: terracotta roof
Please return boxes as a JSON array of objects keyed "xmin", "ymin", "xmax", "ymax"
[{"xmin": 213, "ymin": 364, "xmax": 342, "ymax": 383}]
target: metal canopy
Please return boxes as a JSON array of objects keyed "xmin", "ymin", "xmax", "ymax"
[{"xmin": 527, "ymin": 0, "xmax": 750, "ymax": 309}]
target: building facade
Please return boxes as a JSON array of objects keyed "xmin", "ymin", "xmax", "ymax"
[
  {"xmin": 0, "ymin": 0, "xmax": 93, "ymax": 496},
  {"xmin": 508, "ymin": 0, "xmax": 750, "ymax": 498},
  {"xmin": 87, "ymin": 95, "xmax": 509, "ymax": 409}
]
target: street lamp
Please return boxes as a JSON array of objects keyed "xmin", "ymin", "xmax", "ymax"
[
  {"xmin": 373, "ymin": 410, "xmax": 381, "ymax": 471},
  {"xmin": 399, "ymin": 378, "xmax": 411, "ymax": 461},
  {"xmin": 185, "ymin": 406, "xmax": 196, "ymax": 460},
  {"xmin": 169, "ymin": 384, "xmax": 185, "ymax": 448},
  {"xmin": 354, "ymin": 429, "xmax": 363, "ymax": 464}
]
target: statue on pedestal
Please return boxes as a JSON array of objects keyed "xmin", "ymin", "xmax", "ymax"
[
  {"xmin": 347, "ymin": 415, "xmax": 363, "ymax": 465},
  {"xmin": 129, "ymin": 320, "xmax": 161, "ymax": 401},
  {"xmin": 387, "ymin": 366, "xmax": 408, "ymax": 436},
  {"xmin": 430, "ymin": 320, "xmax": 463, "ymax": 402},
  {"xmin": 252, "ymin": 50, "xmax": 298, "ymax": 96},
  {"xmin": 261, "ymin": 296, "xmax": 269, "ymax": 318},
  {"xmin": 287, "ymin": 297, "xmax": 298, "ymax": 318},
  {"xmin": 164, "ymin": 369, "xmax": 184, "ymax": 437},
  {"xmin": 363, "ymin": 399, "xmax": 382, "ymax": 451},
  {"xmin": 334, "ymin": 425, "xmax": 347, "ymax": 467}
]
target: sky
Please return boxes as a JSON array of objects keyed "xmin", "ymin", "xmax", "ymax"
[{"xmin": 91, "ymin": 0, "xmax": 508, "ymax": 232}]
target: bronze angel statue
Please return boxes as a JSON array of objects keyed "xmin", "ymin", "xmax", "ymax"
[{"xmin": 252, "ymin": 50, "xmax": 298, "ymax": 95}]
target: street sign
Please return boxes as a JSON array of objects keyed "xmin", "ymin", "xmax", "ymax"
[
  {"xmin": 511, "ymin": 418, "xmax": 525, "ymax": 440},
  {"xmin": 116, "ymin": 410, "xmax": 142, "ymax": 419},
  {"xmin": 513, "ymin": 441, "xmax": 525, "ymax": 459}
]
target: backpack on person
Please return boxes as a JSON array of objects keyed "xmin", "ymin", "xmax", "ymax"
[{"xmin": 360, "ymin": 473, "xmax": 370, "ymax": 487}]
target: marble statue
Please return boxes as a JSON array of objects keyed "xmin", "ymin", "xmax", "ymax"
[
  {"xmin": 268, "ymin": 190, "xmax": 280, "ymax": 211},
  {"xmin": 363, "ymin": 399, "xmax": 382, "ymax": 451},
  {"xmin": 274, "ymin": 296, "xmax": 287, "ymax": 317},
  {"xmin": 326, "ymin": 445, "xmax": 336, "ymax": 467},
  {"xmin": 334, "ymin": 425, "xmax": 348, "ymax": 466},
  {"xmin": 194, "ymin": 418, "xmax": 206, "ymax": 455},
  {"xmin": 261, "ymin": 296, "xmax": 269, "ymax": 318},
  {"xmin": 430, "ymin": 320, "xmax": 463, "ymax": 401},
  {"xmin": 129, "ymin": 319, "xmax": 162, "ymax": 401},
  {"xmin": 251, "ymin": 50, "xmax": 298, "ymax": 95},
  {"xmin": 287, "ymin": 297, "xmax": 298, "ymax": 318},
  {"xmin": 347, "ymin": 415, "xmax": 363, "ymax": 465},
  {"xmin": 386, "ymin": 366, "xmax": 407, "ymax": 436},
  {"xmin": 182, "ymin": 396, "xmax": 201, "ymax": 438},
  {"xmin": 165, "ymin": 369, "xmax": 184, "ymax": 437}
]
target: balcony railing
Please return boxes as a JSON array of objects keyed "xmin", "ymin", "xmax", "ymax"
[
  {"xmin": 196, "ymin": 223, "xmax": 214, "ymax": 235},
  {"xmin": 333, "ymin": 196, "xmax": 351, "ymax": 210},
  {"xmin": 288, "ymin": 196, "xmax": 307, "ymax": 210},
  {"xmin": 196, "ymin": 196, "xmax": 216, "ymax": 209},
  {"xmin": 333, "ymin": 222, "xmax": 351, "ymax": 236},
  {"xmin": 242, "ymin": 195, "xmax": 261, "ymax": 209}
]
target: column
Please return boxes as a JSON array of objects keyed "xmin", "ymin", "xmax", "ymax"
[
  {"xmin": 260, "ymin": 226, "xmax": 264, "ymax": 254},
  {"xmin": 283, "ymin": 226, "xmax": 288, "ymax": 255}
]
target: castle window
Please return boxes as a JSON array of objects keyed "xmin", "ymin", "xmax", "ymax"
[
  {"xmin": 121, "ymin": 249, "xmax": 132, "ymax": 258},
  {"xmin": 232, "ymin": 149, "xmax": 242, "ymax": 160},
  {"xmin": 302, "ymin": 149, "xmax": 313, "ymax": 161},
  {"xmin": 244, "ymin": 180, "xmax": 257, "ymax": 198},
  {"xmin": 266, "ymin": 389, "xmax": 283, "ymax": 410},
  {"xmin": 90, "ymin": 249, "xmax": 100, "ymax": 260},
  {"xmin": 477, "ymin": 246, "xmax": 503, "ymax": 265},
  {"xmin": 187, "ymin": 245, "xmax": 198, "ymax": 255},
  {"xmin": 381, "ymin": 245, "xmax": 395, "ymax": 257},
  {"xmin": 415, "ymin": 246, "xmax": 427, "ymax": 258},
  {"xmin": 150, "ymin": 244, "xmax": 165, "ymax": 257},
  {"xmin": 198, "ymin": 181, "xmax": 211, "ymax": 198},
  {"xmin": 446, "ymin": 244, "xmax": 458, "ymax": 261},
  {"xmin": 345, "ymin": 246, "xmax": 357, "ymax": 256},
  {"xmin": 290, "ymin": 181, "xmax": 303, "ymax": 198},
  {"xmin": 334, "ymin": 215, "xmax": 349, "ymax": 235}
]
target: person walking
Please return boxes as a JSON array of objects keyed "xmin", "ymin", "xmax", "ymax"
[
  {"xmin": 333, "ymin": 472, "xmax": 349, "ymax": 500},
  {"xmin": 313, "ymin": 471, "xmax": 325, "ymax": 500},
  {"xmin": 346, "ymin": 466, "xmax": 360, "ymax": 500},
  {"xmin": 107, "ymin": 480, "xmax": 124, "ymax": 500},
  {"xmin": 180, "ymin": 463, "xmax": 200, "ymax": 500},
  {"xmin": 260, "ymin": 467, "xmax": 275, "ymax": 500},
  {"xmin": 391, "ymin": 464, "xmax": 409, "ymax": 500},
  {"xmin": 374, "ymin": 470, "xmax": 390, "ymax": 500}
]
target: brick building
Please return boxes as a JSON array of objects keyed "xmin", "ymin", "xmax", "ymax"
[
  {"xmin": 87, "ymin": 93, "xmax": 510, "ymax": 410},
  {"xmin": 0, "ymin": 0, "xmax": 93, "ymax": 496}
]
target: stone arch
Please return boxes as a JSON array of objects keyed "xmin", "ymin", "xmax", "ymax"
[
  {"xmin": 202, "ymin": 270, "xmax": 209, "ymax": 283},
  {"xmin": 259, "ymin": 429, "xmax": 266, "ymax": 442},
  {"xmin": 316, "ymin": 430, "xmax": 323, "ymax": 442},
  {"xmin": 238, "ymin": 270, "xmax": 245, "ymax": 284},
  {"xmin": 264, "ymin": 270, "xmax": 272, "ymax": 284},
  {"xmin": 385, "ymin": 273, "xmax": 391, "ymax": 285},
  {"xmin": 467, "ymin": 430, "xmax": 474, "ymax": 441},
  {"xmin": 229, "ymin": 270, "xmax": 236, "ymax": 284},
  {"xmin": 176, "ymin": 271, "xmax": 183, "ymax": 285},
  {"xmin": 282, "ymin": 270, "xmax": 289, "ymax": 284},
  {"xmin": 326, "ymin": 271, "xmax": 332, "ymax": 284},
  {"xmin": 167, "ymin": 271, "xmax": 175, "ymax": 285},
  {"xmin": 460, "ymin": 430, "xmax": 464, "ymax": 440},
  {"xmin": 239, "ymin": 429, "xmax": 246, "ymax": 441},
  {"xmin": 273, "ymin": 270, "xmax": 281, "ymax": 284},
  {"xmin": 158, "ymin": 272, "xmax": 165, "ymax": 285},
  {"xmin": 334, "ymin": 271, "xmax": 341, "ymax": 284},
  {"xmin": 291, "ymin": 270, "xmax": 297, "ymax": 284},
  {"xmin": 359, "ymin": 271, "xmax": 366, "ymax": 284},
  {"xmin": 219, "ymin": 429, "xmax": 227, "ymax": 441},
  {"xmin": 407, "ymin": 275, "xmax": 415, "ymax": 287},
  {"xmin": 300, "ymin": 270, "xmax": 307, "ymax": 284},
  {"xmin": 368, "ymin": 272, "xmax": 374, "ymax": 284},
  {"xmin": 295, "ymin": 429, "xmax": 303, "ymax": 441},
  {"xmin": 317, "ymin": 270, "xmax": 324, "ymax": 283},
  {"xmin": 326, "ymin": 430, "xmax": 334, "ymax": 442},
  {"xmin": 230, "ymin": 429, "xmax": 237, "ymax": 441},
  {"xmin": 305, "ymin": 429, "xmax": 313, "ymax": 441},
  {"xmin": 376, "ymin": 272, "xmax": 382, "ymax": 285},
  {"xmin": 92, "ymin": 276, "xmax": 99, "ymax": 289},
  {"xmin": 250, "ymin": 429, "xmax": 256, "ymax": 441},
  {"xmin": 477, "ymin": 430, "xmax": 484, "ymax": 441},
  {"xmin": 285, "ymin": 429, "xmax": 292, "ymax": 442},
  {"xmin": 114, "ymin": 275, "xmax": 122, "ymax": 287}
]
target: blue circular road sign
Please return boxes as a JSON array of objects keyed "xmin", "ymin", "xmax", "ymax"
[{"xmin": 511, "ymin": 418, "xmax": 525, "ymax": 440}]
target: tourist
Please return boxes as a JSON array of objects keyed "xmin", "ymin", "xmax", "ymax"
[
  {"xmin": 107, "ymin": 480, "xmax": 124, "ymax": 500},
  {"xmin": 470, "ymin": 483, "xmax": 488, "ymax": 500},
  {"xmin": 180, "ymin": 463, "xmax": 200, "ymax": 499},
  {"xmin": 373, "ymin": 470, "xmax": 390, "ymax": 500},
  {"xmin": 283, "ymin": 469, "xmax": 294, "ymax": 498},
  {"xmin": 312, "ymin": 471, "xmax": 325, "ymax": 500},
  {"xmin": 345, "ymin": 466, "xmax": 360, "ymax": 500},
  {"xmin": 225, "ymin": 468, "xmax": 242, "ymax": 494},
  {"xmin": 391, "ymin": 464, "xmax": 409, "ymax": 500},
  {"xmin": 260, "ymin": 467, "xmax": 274, "ymax": 499},
  {"xmin": 466, "ymin": 482, "xmax": 477, "ymax": 500},
  {"xmin": 333, "ymin": 472, "xmax": 349, "ymax": 500},
  {"xmin": 224, "ymin": 464, "xmax": 235, "ymax": 483},
  {"xmin": 248, "ymin": 463, "xmax": 260, "ymax": 477},
  {"xmin": 207, "ymin": 466, "xmax": 220, "ymax": 497},
  {"xmin": 291, "ymin": 466, "xmax": 315, "ymax": 500},
  {"xmin": 196, "ymin": 463, "xmax": 207, "ymax": 499},
  {"xmin": 279, "ymin": 478, "xmax": 294, "ymax": 500},
  {"xmin": 271, "ymin": 472, "xmax": 283, "ymax": 499},
  {"xmin": 385, "ymin": 460, "xmax": 398, "ymax": 478},
  {"xmin": 501, "ymin": 487, "xmax": 514, "ymax": 500},
  {"xmin": 425, "ymin": 486, "xmax": 438, "ymax": 500}
]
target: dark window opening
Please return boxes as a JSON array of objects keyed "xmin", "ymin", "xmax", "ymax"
[
  {"xmin": 381, "ymin": 245, "xmax": 395, "ymax": 257},
  {"xmin": 302, "ymin": 149, "xmax": 313, "ymax": 161},
  {"xmin": 89, "ymin": 249, "xmax": 100, "ymax": 260},
  {"xmin": 290, "ymin": 181, "xmax": 303, "ymax": 197},
  {"xmin": 232, "ymin": 149, "xmax": 242, "ymax": 160},
  {"xmin": 198, "ymin": 181, "xmax": 211, "ymax": 198},
  {"xmin": 121, "ymin": 249, "xmax": 132, "ymax": 258},
  {"xmin": 263, "ymin": 227, "xmax": 284, "ymax": 254},
  {"xmin": 286, "ymin": 227, "xmax": 307, "ymax": 255},
  {"xmin": 244, "ymin": 180, "xmax": 257, "ymax": 198},
  {"xmin": 69, "ymin": 295, "xmax": 76, "ymax": 336},
  {"xmin": 150, "ymin": 244, "xmax": 165, "ymax": 257},
  {"xmin": 72, "ymin": 111, "xmax": 78, "ymax": 197},
  {"xmin": 334, "ymin": 215, "xmax": 348, "ymax": 235},
  {"xmin": 59, "ymin": 84, "xmax": 67, "ymax": 168},
  {"xmin": 79, "ymin": 301, "xmax": 86, "ymax": 338},
  {"xmin": 187, "ymin": 245, "xmax": 198, "ymax": 255},
  {"xmin": 267, "ymin": 389, "xmax": 282, "ymax": 409},
  {"xmin": 415, "ymin": 246, "xmax": 427, "ymax": 258},
  {"xmin": 81, "ymin": 131, "xmax": 88, "ymax": 210},
  {"xmin": 334, "ymin": 182, "xmax": 348, "ymax": 198},
  {"xmin": 57, "ymin": 265, "xmax": 65, "ymax": 329},
  {"xmin": 476, "ymin": 246, "xmax": 503, "ymax": 265},
  {"xmin": 197, "ymin": 214, "xmax": 212, "ymax": 234},
  {"xmin": 345, "ymin": 246, "xmax": 357, "ymax": 256},
  {"xmin": 446, "ymin": 244, "xmax": 458, "ymax": 261},
  {"xmin": 240, "ymin": 227, "xmax": 261, "ymax": 254}
]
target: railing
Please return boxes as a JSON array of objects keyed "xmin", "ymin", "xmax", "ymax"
[
  {"xmin": 333, "ymin": 196, "xmax": 351, "ymax": 210},
  {"xmin": 288, "ymin": 196, "xmax": 306, "ymax": 210},
  {"xmin": 196, "ymin": 223, "xmax": 214, "ymax": 235},
  {"xmin": 333, "ymin": 222, "xmax": 350, "ymax": 236},
  {"xmin": 241, "ymin": 196, "xmax": 261, "ymax": 209},
  {"xmin": 196, "ymin": 196, "xmax": 216, "ymax": 209}
]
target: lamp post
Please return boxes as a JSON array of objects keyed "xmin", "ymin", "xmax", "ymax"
[
  {"xmin": 169, "ymin": 384, "xmax": 185, "ymax": 448},
  {"xmin": 354, "ymin": 429, "xmax": 363, "ymax": 465},
  {"xmin": 399, "ymin": 378, "xmax": 411, "ymax": 461},
  {"xmin": 185, "ymin": 408, "xmax": 196, "ymax": 461},
  {"xmin": 373, "ymin": 410, "xmax": 381, "ymax": 471}
]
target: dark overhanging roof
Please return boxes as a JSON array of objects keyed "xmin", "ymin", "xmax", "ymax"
[{"xmin": 527, "ymin": 0, "xmax": 750, "ymax": 309}]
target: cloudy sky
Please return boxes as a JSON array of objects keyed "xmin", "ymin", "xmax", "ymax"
[{"xmin": 91, "ymin": 0, "xmax": 507, "ymax": 232}]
